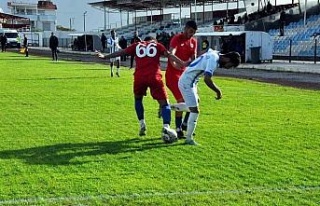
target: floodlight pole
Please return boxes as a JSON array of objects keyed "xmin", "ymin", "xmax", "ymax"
[
  {"xmin": 83, "ymin": 11, "xmax": 87, "ymax": 32},
  {"xmin": 69, "ymin": 17, "xmax": 74, "ymax": 31},
  {"xmin": 194, "ymin": 0, "xmax": 197, "ymax": 22},
  {"xmin": 104, "ymin": 5, "xmax": 107, "ymax": 30},
  {"xmin": 83, "ymin": 11, "xmax": 87, "ymax": 52},
  {"xmin": 303, "ymin": 0, "xmax": 307, "ymax": 26}
]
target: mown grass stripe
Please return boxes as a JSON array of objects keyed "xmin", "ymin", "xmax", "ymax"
[{"xmin": 1, "ymin": 186, "xmax": 320, "ymax": 205}]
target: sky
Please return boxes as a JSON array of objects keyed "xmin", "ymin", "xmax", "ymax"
[
  {"xmin": 0, "ymin": 0, "xmax": 304, "ymax": 32},
  {"xmin": 0, "ymin": 0, "xmax": 113, "ymax": 31}
]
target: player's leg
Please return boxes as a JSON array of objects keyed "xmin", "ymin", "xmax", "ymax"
[
  {"xmin": 175, "ymin": 100, "xmax": 185, "ymax": 138},
  {"xmin": 157, "ymin": 99, "xmax": 171, "ymax": 128},
  {"xmin": 135, "ymin": 95, "xmax": 146, "ymax": 136},
  {"xmin": 185, "ymin": 107, "xmax": 199, "ymax": 145},
  {"xmin": 170, "ymin": 104, "xmax": 194, "ymax": 135},
  {"xmin": 115, "ymin": 59, "xmax": 120, "ymax": 77},
  {"xmin": 181, "ymin": 112, "xmax": 190, "ymax": 131},
  {"xmin": 151, "ymin": 75, "xmax": 177, "ymax": 140},
  {"xmin": 158, "ymin": 99, "xmax": 178, "ymax": 142},
  {"xmin": 110, "ymin": 61, "xmax": 114, "ymax": 77},
  {"xmin": 165, "ymin": 75, "xmax": 185, "ymax": 138},
  {"xmin": 151, "ymin": 76, "xmax": 171, "ymax": 128},
  {"xmin": 179, "ymin": 83, "xmax": 199, "ymax": 145},
  {"xmin": 181, "ymin": 89, "xmax": 196, "ymax": 130},
  {"xmin": 134, "ymin": 78, "xmax": 148, "ymax": 136}
]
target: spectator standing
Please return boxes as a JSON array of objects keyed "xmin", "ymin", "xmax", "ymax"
[
  {"xmin": 165, "ymin": 20, "xmax": 198, "ymax": 138},
  {"xmin": 243, "ymin": 13, "xmax": 248, "ymax": 23},
  {"xmin": 23, "ymin": 34, "xmax": 28, "ymax": 57},
  {"xmin": 101, "ymin": 33, "xmax": 107, "ymax": 52},
  {"xmin": 119, "ymin": 36, "xmax": 127, "ymax": 61},
  {"xmin": 49, "ymin": 32, "xmax": 59, "ymax": 61},
  {"xmin": 0, "ymin": 34, "xmax": 7, "ymax": 52},
  {"xmin": 221, "ymin": 34, "xmax": 236, "ymax": 54},
  {"xmin": 279, "ymin": 11, "xmax": 286, "ymax": 36},
  {"xmin": 130, "ymin": 30, "xmax": 142, "ymax": 69},
  {"xmin": 266, "ymin": 1, "xmax": 273, "ymax": 13}
]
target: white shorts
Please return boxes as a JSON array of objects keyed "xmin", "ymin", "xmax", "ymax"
[
  {"xmin": 178, "ymin": 80, "xmax": 199, "ymax": 108},
  {"xmin": 110, "ymin": 56, "xmax": 120, "ymax": 62}
]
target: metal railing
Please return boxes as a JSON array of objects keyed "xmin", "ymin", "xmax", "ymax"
[{"xmin": 273, "ymin": 38, "xmax": 320, "ymax": 63}]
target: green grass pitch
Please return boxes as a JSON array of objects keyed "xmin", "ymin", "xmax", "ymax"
[{"xmin": 0, "ymin": 52, "xmax": 320, "ymax": 205}]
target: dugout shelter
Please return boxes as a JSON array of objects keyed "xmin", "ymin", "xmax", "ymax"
[
  {"xmin": 70, "ymin": 34, "xmax": 102, "ymax": 52},
  {"xmin": 196, "ymin": 31, "xmax": 273, "ymax": 63}
]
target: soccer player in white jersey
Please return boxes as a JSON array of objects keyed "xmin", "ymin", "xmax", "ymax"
[
  {"xmin": 171, "ymin": 40, "xmax": 241, "ymax": 145},
  {"xmin": 107, "ymin": 29, "xmax": 121, "ymax": 77}
]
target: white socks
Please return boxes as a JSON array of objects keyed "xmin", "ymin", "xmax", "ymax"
[
  {"xmin": 186, "ymin": 112, "xmax": 199, "ymax": 140},
  {"xmin": 163, "ymin": 124, "xmax": 170, "ymax": 129},
  {"xmin": 139, "ymin": 119, "xmax": 146, "ymax": 127}
]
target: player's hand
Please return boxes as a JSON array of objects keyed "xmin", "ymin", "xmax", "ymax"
[
  {"xmin": 184, "ymin": 59, "xmax": 192, "ymax": 67},
  {"xmin": 95, "ymin": 50, "xmax": 105, "ymax": 59},
  {"xmin": 170, "ymin": 60, "xmax": 182, "ymax": 70},
  {"xmin": 174, "ymin": 61, "xmax": 184, "ymax": 70}
]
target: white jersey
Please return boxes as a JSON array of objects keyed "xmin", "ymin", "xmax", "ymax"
[
  {"xmin": 107, "ymin": 37, "xmax": 120, "ymax": 53},
  {"xmin": 179, "ymin": 49, "xmax": 219, "ymax": 87},
  {"xmin": 107, "ymin": 36, "xmax": 121, "ymax": 61}
]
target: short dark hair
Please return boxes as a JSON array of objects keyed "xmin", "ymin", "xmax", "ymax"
[
  {"xmin": 144, "ymin": 36, "xmax": 156, "ymax": 41},
  {"xmin": 201, "ymin": 39, "xmax": 209, "ymax": 50},
  {"xmin": 185, "ymin": 20, "xmax": 197, "ymax": 30},
  {"xmin": 225, "ymin": 51, "xmax": 241, "ymax": 67}
]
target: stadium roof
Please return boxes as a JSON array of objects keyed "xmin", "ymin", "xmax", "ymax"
[
  {"xmin": 89, "ymin": 0, "xmax": 241, "ymax": 12},
  {"xmin": 0, "ymin": 12, "xmax": 29, "ymax": 20}
]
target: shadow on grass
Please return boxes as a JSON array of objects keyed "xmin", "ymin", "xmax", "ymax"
[{"xmin": 0, "ymin": 137, "xmax": 180, "ymax": 165}]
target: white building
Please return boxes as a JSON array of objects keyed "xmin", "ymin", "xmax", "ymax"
[{"xmin": 7, "ymin": 0, "xmax": 57, "ymax": 31}]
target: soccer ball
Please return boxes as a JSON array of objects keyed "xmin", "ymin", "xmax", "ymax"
[{"xmin": 162, "ymin": 127, "xmax": 178, "ymax": 144}]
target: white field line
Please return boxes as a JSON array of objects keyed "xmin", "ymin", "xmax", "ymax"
[{"xmin": 0, "ymin": 186, "xmax": 320, "ymax": 205}]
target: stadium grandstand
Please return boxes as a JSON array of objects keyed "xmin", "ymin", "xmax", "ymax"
[
  {"xmin": 2, "ymin": 0, "xmax": 318, "ymax": 62},
  {"xmin": 87, "ymin": 0, "xmax": 320, "ymax": 61}
]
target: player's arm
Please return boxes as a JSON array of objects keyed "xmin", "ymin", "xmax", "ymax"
[
  {"xmin": 204, "ymin": 74, "xmax": 222, "ymax": 100},
  {"xmin": 168, "ymin": 47, "xmax": 184, "ymax": 70},
  {"xmin": 163, "ymin": 50, "xmax": 186, "ymax": 69},
  {"xmin": 96, "ymin": 49, "xmax": 126, "ymax": 59}
]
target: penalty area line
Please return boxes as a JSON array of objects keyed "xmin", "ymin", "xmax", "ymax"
[{"xmin": 0, "ymin": 185, "xmax": 319, "ymax": 205}]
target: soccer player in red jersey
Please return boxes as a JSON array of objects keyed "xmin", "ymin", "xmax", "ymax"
[
  {"xmin": 165, "ymin": 20, "xmax": 198, "ymax": 138},
  {"xmin": 96, "ymin": 36, "xmax": 184, "ymax": 139}
]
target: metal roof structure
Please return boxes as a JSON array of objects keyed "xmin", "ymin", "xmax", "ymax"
[
  {"xmin": 0, "ymin": 12, "xmax": 30, "ymax": 29},
  {"xmin": 0, "ymin": 12, "xmax": 28, "ymax": 20},
  {"xmin": 89, "ymin": 0, "xmax": 241, "ymax": 12}
]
